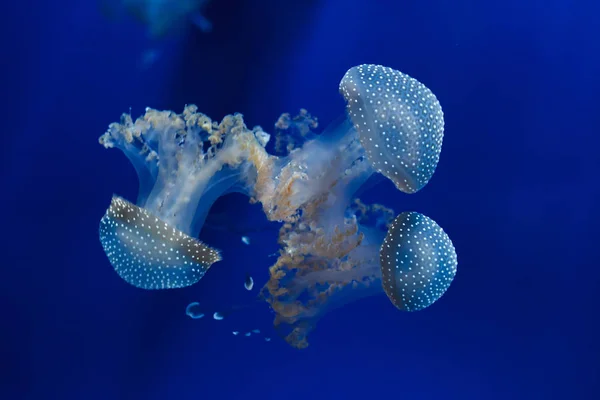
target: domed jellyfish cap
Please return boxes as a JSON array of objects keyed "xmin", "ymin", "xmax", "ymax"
[
  {"xmin": 99, "ymin": 196, "xmax": 221, "ymax": 290},
  {"xmin": 340, "ymin": 64, "xmax": 444, "ymax": 194},
  {"xmin": 380, "ymin": 212, "xmax": 457, "ymax": 312}
]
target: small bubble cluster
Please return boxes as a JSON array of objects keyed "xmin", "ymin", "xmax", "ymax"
[
  {"xmin": 99, "ymin": 196, "xmax": 221, "ymax": 290},
  {"xmin": 340, "ymin": 64, "xmax": 444, "ymax": 194},
  {"xmin": 380, "ymin": 212, "xmax": 457, "ymax": 312}
]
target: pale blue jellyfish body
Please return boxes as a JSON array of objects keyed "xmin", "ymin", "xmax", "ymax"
[
  {"xmin": 380, "ymin": 212, "xmax": 457, "ymax": 311},
  {"xmin": 339, "ymin": 64, "xmax": 444, "ymax": 194},
  {"xmin": 185, "ymin": 302, "xmax": 205, "ymax": 319},
  {"xmin": 99, "ymin": 196, "xmax": 221, "ymax": 289}
]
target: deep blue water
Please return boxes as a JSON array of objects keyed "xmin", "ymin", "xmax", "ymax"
[{"xmin": 3, "ymin": 0, "xmax": 599, "ymax": 399}]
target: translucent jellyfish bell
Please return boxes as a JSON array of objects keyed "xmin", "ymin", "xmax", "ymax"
[
  {"xmin": 99, "ymin": 196, "xmax": 221, "ymax": 289},
  {"xmin": 97, "ymin": 64, "xmax": 459, "ymax": 349},
  {"xmin": 380, "ymin": 212, "xmax": 457, "ymax": 311},
  {"xmin": 340, "ymin": 64, "xmax": 445, "ymax": 194}
]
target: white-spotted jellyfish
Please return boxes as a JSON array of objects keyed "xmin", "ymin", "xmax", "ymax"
[
  {"xmin": 340, "ymin": 64, "xmax": 444, "ymax": 194},
  {"xmin": 380, "ymin": 212, "xmax": 457, "ymax": 312}
]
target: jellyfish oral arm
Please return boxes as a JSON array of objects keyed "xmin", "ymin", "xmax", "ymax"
[
  {"xmin": 99, "ymin": 108, "xmax": 259, "ymax": 237},
  {"xmin": 143, "ymin": 153, "xmax": 239, "ymax": 237}
]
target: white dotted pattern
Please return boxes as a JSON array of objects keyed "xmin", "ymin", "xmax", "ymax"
[
  {"xmin": 380, "ymin": 212, "xmax": 457, "ymax": 312},
  {"xmin": 339, "ymin": 64, "xmax": 444, "ymax": 194},
  {"xmin": 99, "ymin": 196, "xmax": 221, "ymax": 290}
]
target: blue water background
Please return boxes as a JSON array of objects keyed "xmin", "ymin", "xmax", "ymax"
[{"xmin": 2, "ymin": 0, "xmax": 599, "ymax": 399}]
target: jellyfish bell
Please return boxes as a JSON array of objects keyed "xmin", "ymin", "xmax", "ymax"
[
  {"xmin": 380, "ymin": 211, "xmax": 457, "ymax": 312},
  {"xmin": 99, "ymin": 195, "xmax": 221, "ymax": 290},
  {"xmin": 340, "ymin": 64, "xmax": 445, "ymax": 194}
]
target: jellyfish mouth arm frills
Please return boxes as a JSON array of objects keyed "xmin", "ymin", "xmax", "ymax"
[
  {"xmin": 255, "ymin": 118, "xmax": 374, "ymax": 231},
  {"xmin": 339, "ymin": 65, "xmax": 444, "ymax": 194},
  {"xmin": 100, "ymin": 106, "xmax": 255, "ymax": 234}
]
